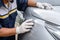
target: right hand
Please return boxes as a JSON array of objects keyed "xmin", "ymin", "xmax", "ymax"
[
  {"xmin": 16, "ymin": 19, "xmax": 34, "ymax": 34},
  {"xmin": 36, "ymin": 2, "xmax": 53, "ymax": 10}
]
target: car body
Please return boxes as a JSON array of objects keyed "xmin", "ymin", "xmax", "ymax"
[{"xmin": 18, "ymin": 0, "xmax": 60, "ymax": 40}]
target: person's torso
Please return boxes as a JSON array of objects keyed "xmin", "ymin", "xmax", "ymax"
[
  {"xmin": 0, "ymin": 0, "xmax": 17, "ymax": 28},
  {"xmin": 0, "ymin": 0, "xmax": 17, "ymax": 40}
]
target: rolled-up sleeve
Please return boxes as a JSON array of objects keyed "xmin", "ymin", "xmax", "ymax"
[{"xmin": 17, "ymin": 0, "xmax": 28, "ymax": 11}]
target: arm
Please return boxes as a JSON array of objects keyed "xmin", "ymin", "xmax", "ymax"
[
  {"xmin": 27, "ymin": 0, "xmax": 53, "ymax": 9},
  {"xmin": 28, "ymin": 0, "xmax": 36, "ymax": 7},
  {"xmin": 16, "ymin": 0, "xmax": 53, "ymax": 11},
  {"xmin": 0, "ymin": 19, "xmax": 34, "ymax": 37},
  {"xmin": 17, "ymin": 0, "xmax": 36, "ymax": 11},
  {"xmin": 0, "ymin": 28, "xmax": 16, "ymax": 37}
]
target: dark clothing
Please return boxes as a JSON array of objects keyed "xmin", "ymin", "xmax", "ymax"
[
  {"xmin": 0, "ymin": 11, "xmax": 17, "ymax": 28},
  {"xmin": 17, "ymin": 0, "xmax": 28, "ymax": 11},
  {"xmin": 0, "ymin": 12, "xmax": 17, "ymax": 40},
  {"xmin": 0, "ymin": 0, "xmax": 28, "ymax": 40}
]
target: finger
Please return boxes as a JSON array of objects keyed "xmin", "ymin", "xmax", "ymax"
[
  {"xmin": 42, "ymin": 3, "xmax": 51, "ymax": 7},
  {"xmin": 39, "ymin": 5, "xmax": 44, "ymax": 9},
  {"xmin": 46, "ymin": 6, "xmax": 53, "ymax": 10},
  {"xmin": 49, "ymin": 6, "xmax": 54, "ymax": 9},
  {"xmin": 47, "ymin": 4, "xmax": 53, "ymax": 9},
  {"xmin": 25, "ymin": 19, "xmax": 33, "ymax": 23},
  {"xmin": 25, "ymin": 29, "xmax": 31, "ymax": 32},
  {"xmin": 26, "ymin": 23, "xmax": 34, "ymax": 26},
  {"xmin": 43, "ymin": 3, "xmax": 53, "ymax": 10},
  {"xmin": 46, "ymin": 6, "xmax": 52, "ymax": 10},
  {"xmin": 25, "ymin": 26, "xmax": 32, "ymax": 29}
]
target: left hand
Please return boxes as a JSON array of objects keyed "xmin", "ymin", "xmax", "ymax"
[
  {"xmin": 16, "ymin": 19, "xmax": 34, "ymax": 34},
  {"xmin": 36, "ymin": 2, "xmax": 53, "ymax": 10}
]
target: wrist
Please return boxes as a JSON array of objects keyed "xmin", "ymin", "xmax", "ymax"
[{"xmin": 16, "ymin": 27, "xmax": 20, "ymax": 34}]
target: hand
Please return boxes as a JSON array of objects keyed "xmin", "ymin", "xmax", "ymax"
[
  {"xmin": 36, "ymin": 2, "xmax": 53, "ymax": 10},
  {"xmin": 16, "ymin": 19, "xmax": 34, "ymax": 34}
]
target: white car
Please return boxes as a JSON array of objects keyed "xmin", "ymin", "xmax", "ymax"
[{"xmin": 18, "ymin": 0, "xmax": 60, "ymax": 40}]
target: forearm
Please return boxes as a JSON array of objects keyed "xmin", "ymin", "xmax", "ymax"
[
  {"xmin": 0, "ymin": 28, "xmax": 16, "ymax": 37},
  {"xmin": 28, "ymin": 0, "xmax": 36, "ymax": 7}
]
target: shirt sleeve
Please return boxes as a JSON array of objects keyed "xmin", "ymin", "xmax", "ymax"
[
  {"xmin": 0, "ymin": 24, "xmax": 2, "ymax": 29},
  {"xmin": 17, "ymin": 0, "xmax": 28, "ymax": 11}
]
